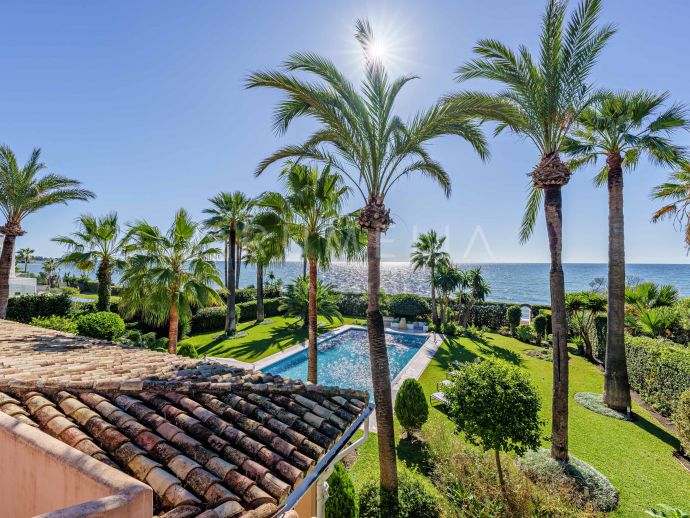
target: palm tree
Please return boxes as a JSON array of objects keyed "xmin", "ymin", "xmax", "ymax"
[
  {"xmin": 563, "ymin": 91, "xmax": 688, "ymax": 412},
  {"xmin": 457, "ymin": 267, "xmax": 491, "ymax": 326},
  {"xmin": 119, "ymin": 209, "xmax": 222, "ymax": 354},
  {"xmin": 41, "ymin": 258, "xmax": 60, "ymax": 288},
  {"xmin": 0, "ymin": 146, "xmax": 94, "ymax": 317},
  {"xmin": 433, "ymin": 259, "xmax": 463, "ymax": 324},
  {"xmin": 411, "ymin": 230, "xmax": 449, "ymax": 326},
  {"xmin": 243, "ymin": 221, "xmax": 286, "ymax": 323},
  {"xmin": 653, "ymin": 162, "xmax": 690, "ymax": 246},
  {"xmin": 256, "ymin": 162, "xmax": 364, "ymax": 383},
  {"xmin": 16, "ymin": 247, "xmax": 34, "ymax": 274},
  {"xmin": 202, "ymin": 192, "xmax": 254, "ymax": 337},
  {"xmin": 247, "ymin": 20, "xmax": 488, "ymax": 502},
  {"xmin": 53, "ymin": 213, "xmax": 126, "ymax": 311},
  {"xmin": 280, "ymin": 276, "xmax": 343, "ymax": 328},
  {"xmin": 447, "ymin": 0, "xmax": 615, "ymax": 462}
]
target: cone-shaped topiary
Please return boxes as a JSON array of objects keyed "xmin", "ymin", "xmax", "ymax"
[
  {"xmin": 395, "ymin": 378, "xmax": 429, "ymax": 436},
  {"xmin": 506, "ymin": 305, "xmax": 522, "ymax": 335},
  {"xmin": 325, "ymin": 462, "xmax": 357, "ymax": 518}
]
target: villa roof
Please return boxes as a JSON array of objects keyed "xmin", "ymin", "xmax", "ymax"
[{"xmin": 0, "ymin": 320, "xmax": 369, "ymax": 518}]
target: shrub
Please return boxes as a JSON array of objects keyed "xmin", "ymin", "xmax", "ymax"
[
  {"xmin": 444, "ymin": 360, "xmax": 543, "ymax": 496},
  {"xmin": 533, "ymin": 314, "xmax": 547, "ymax": 346},
  {"xmin": 76, "ymin": 311, "xmax": 126, "ymax": 340},
  {"xmin": 625, "ymin": 335, "xmax": 690, "ymax": 416},
  {"xmin": 177, "ymin": 342, "xmax": 199, "ymax": 359},
  {"xmin": 192, "ymin": 306, "xmax": 231, "ymax": 332},
  {"xmin": 325, "ymin": 463, "xmax": 357, "ymax": 518},
  {"xmin": 506, "ymin": 305, "xmax": 522, "ymax": 335},
  {"xmin": 387, "ymin": 293, "xmax": 430, "ymax": 320},
  {"xmin": 358, "ymin": 467, "xmax": 441, "ymax": 518},
  {"xmin": 594, "ymin": 313, "xmax": 607, "ymax": 363},
  {"xmin": 7, "ymin": 293, "xmax": 72, "ymax": 323},
  {"xmin": 234, "ymin": 287, "xmax": 257, "ymax": 303},
  {"xmin": 237, "ymin": 298, "xmax": 281, "ymax": 322},
  {"xmin": 515, "ymin": 324, "xmax": 535, "ymax": 343},
  {"xmin": 541, "ymin": 308, "xmax": 553, "ymax": 335},
  {"xmin": 441, "ymin": 321, "xmax": 460, "ymax": 336},
  {"xmin": 471, "ymin": 302, "xmax": 508, "ymax": 329},
  {"xmin": 281, "ymin": 277, "xmax": 341, "ymax": 325},
  {"xmin": 395, "ymin": 378, "xmax": 429, "ymax": 436},
  {"xmin": 30, "ymin": 315, "xmax": 78, "ymax": 334},
  {"xmin": 675, "ymin": 390, "xmax": 690, "ymax": 455},
  {"xmin": 336, "ymin": 291, "xmax": 368, "ymax": 317},
  {"xmin": 646, "ymin": 504, "xmax": 690, "ymax": 517}
]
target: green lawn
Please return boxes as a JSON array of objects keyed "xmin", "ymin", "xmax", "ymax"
[
  {"xmin": 179, "ymin": 315, "xmax": 362, "ymax": 362},
  {"xmin": 350, "ymin": 332, "xmax": 690, "ymax": 516}
]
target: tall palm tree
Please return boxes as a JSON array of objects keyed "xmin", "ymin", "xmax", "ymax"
[
  {"xmin": 247, "ymin": 20, "xmax": 489, "ymax": 501},
  {"xmin": 203, "ymin": 192, "xmax": 254, "ymax": 336},
  {"xmin": 433, "ymin": 259, "xmax": 463, "ymax": 324},
  {"xmin": 120, "ymin": 209, "xmax": 222, "ymax": 354},
  {"xmin": 0, "ymin": 146, "xmax": 94, "ymax": 317},
  {"xmin": 447, "ymin": 0, "xmax": 615, "ymax": 461},
  {"xmin": 16, "ymin": 247, "xmax": 34, "ymax": 274},
  {"xmin": 243, "ymin": 221, "xmax": 286, "ymax": 323},
  {"xmin": 653, "ymin": 163, "xmax": 690, "ymax": 245},
  {"xmin": 256, "ymin": 162, "xmax": 364, "ymax": 383},
  {"xmin": 457, "ymin": 267, "xmax": 491, "ymax": 326},
  {"xmin": 563, "ymin": 91, "xmax": 688, "ymax": 412},
  {"xmin": 410, "ymin": 230, "xmax": 449, "ymax": 326},
  {"xmin": 53, "ymin": 213, "xmax": 126, "ymax": 311},
  {"xmin": 42, "ymin": 258, "xmax": 60, "ymax": 288}
]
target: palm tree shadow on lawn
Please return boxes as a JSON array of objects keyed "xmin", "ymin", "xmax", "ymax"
[{"xmin": 440, "ymin": 335, "xmax": 523, "ymax": 366}]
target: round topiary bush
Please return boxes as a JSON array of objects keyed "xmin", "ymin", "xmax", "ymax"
[
  {"xmin": 76, "ymin": 311, "xmax": 126, "ymax": 340},
  {"xmin": 506, "ymin": 305, "xmax": 522, "ymax": 335},
  {"xmin": 533, "ymin": 313, "xmax": 547, "ymax": 346},
  {"xmin": 177, "ymin": 342, "xmax": 200, "ymax": 359},
  {"xmin": 675, "ymin": 389, "xmax": 690, "ymax": 455},
  {"xmin": 325, "ymin": 463, "xmax": 357, "ymax": 518},
  {"xmin": 358, "ymin": 467, "xmax": 441, "ymax": 518},
  {"xmin": 388, "ymin": 294, "xmax": 430, "ymax": 320},
  {"xmin": 395, "ymin": 378, "xmax": 429, "ymax": 436}
]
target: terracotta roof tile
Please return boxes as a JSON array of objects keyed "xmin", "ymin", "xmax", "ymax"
[{"xmin": 0, "ymin": 320, "xmax": 369, "ymax": 517}]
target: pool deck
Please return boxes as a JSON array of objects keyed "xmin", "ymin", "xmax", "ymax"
[{"xmin": 208, "ymin": 325, "xmax": 444, "ymax": 433}]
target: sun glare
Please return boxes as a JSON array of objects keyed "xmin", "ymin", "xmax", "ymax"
[{"xmin": 367, "ymin": 40, "xmax": 388, "ymax": 63}]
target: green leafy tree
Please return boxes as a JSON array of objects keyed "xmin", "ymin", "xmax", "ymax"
[
  {"xmin": 565, "ymin": 291, "xmax": 606, "ymax": 361},
  {"xmin": 506, "ymin": 305, "xmax": 522, "ymax": 336},
  {"xmin": 563, "ymin": 90, "xmax": 688, "ymax": 413},
  {"xmin": 279, "ymin": 275, "xmax": 343, "ymax": 328},
  {"xmin": 411, "ymin": 230, "xmax": 449, "ymax": 326},
  {"xmin": 54, "ymin": 213, "xmax": 125, "ymax": 311},
  {"xmin": 203, "ymin": 192, "xmax": 254, "ymax": 337},
  {"xmin": 16, "ymin": 247, "xmax": 34, "ymax": 274},
  {"xmin": 247, "ymin": 18, "xmax": 490, "ymax": 504},
  {"xmin": 394, "ymin": 378, "xmax": 429, "ymax": 437},
  {"xmin": 256, "ymin": 163, "xmax": 364, "ymax": 382},
  {"xmin": 120, "ymin": 209, "xmax": 222, "ymax": 354},
  {"xmin": 448, "ymin": 0, "xmax": 615, "ymax": 462},
  {"xmin": 444, "ymin": 360, "xmax": 543, "ymax": 501},
  {"xmin": 0, "ymin": 146, "xmax": 94, "ymax": 317}
]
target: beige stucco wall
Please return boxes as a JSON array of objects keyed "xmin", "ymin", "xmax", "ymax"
[
  {"xmin": 0, "ymin": 412, "xmax": 152, "ymax": 518},
  {"xmin": 292, "ymin": 483, "xmax": 317, "ymax": 518}
]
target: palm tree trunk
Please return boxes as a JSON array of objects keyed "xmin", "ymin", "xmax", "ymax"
[
  {"xmin": 168, "ymin": 304, "xmax": 179, "ymax": 354},
  {"xmin": 430, "ymin": 266, "xmax": 438, "ymax": 325},
  {"xmin": 256, "ymin": 262, "xmax": 265, "ymax": 323},
  {"xmin": 226, "ymin": 227, "xmax": 237, "ymax": 335},
  {"xmin": 604, "ymin": 154, "xmax": 631, "ymax": 413},
  {"xmin": 96, "ymin": 258, "xmax": 112, "ymax": 312},
  {"xmin": 236, "ymin": 243, "xmax": 242, "ymax": 288},
  {"xmin": 544, "ymin": 185, "xmax": 569, "ymax": 462},
  {"xmin": 307, "ymin": 258, "xmax": 318, "ymax": 384},
  {"xmin": 0, "ymin": 233, "xmax": 17, "ymax": 319},
  {"xmin": 24, "ymin": 258, "xmax": 29, "ymax": 274},
  {"xmin": 224, "ymin": 239, "xmax": 229, "ymax": 291},
  {"xmin": 365, "ymin": 227, "xmax": 398, "ymax": 510}
]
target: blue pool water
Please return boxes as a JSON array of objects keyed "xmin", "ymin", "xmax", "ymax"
[{"xmin": 262, "ymin": 328, "xmax": 427, "ymax": 393}]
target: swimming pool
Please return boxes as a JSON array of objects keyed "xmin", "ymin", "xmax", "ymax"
[{"xmin": 261, "ymin": 328, "xmax": 428, "ymax": 392}]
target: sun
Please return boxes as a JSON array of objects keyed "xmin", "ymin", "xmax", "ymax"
[{"xmin": 366, "ymin": 40, "xmax": 389, "ymax": 63}]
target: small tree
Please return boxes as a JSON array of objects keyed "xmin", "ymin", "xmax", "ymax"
[
  {"xmin": 506, "ymin": 305, "xmax": 522, "ymax": 336},
  {"xmin": 533, "ymin": 314, "xmax": 547, "ymax": 347},
  {"xmin": 444, "ymin": 360, "xmax": 543, "ymax": 502},
  {"xmin": 394, "ymin": 378, "xmax": 429, "ymax": 437},
  {"xmin": 326, "ymin": 463, "xmax": 358, "ymax": 518}
]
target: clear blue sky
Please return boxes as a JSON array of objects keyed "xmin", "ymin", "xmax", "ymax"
[{"xmin": 2, "ymin": 0, "xmax": 690, "ymax": 263}]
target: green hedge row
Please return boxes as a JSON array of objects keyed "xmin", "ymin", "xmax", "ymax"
[
  {"xmin": 625, "ymin": 335, "xmax": 690, "ymax": 416},
  {"xmin": 237, "ymin": 298, "xmax": 282, "ymax": 322},
  {"xmin": 465, "ymin": 302, "xmax": 550, "ymax": 329},
  {"xmin": 7, "ymin": 294, "xmax": 72, "ymax": 323},
  {"xmin": 336, "ymin": 292, "xmax": 368, "ymax": 317},
  {"xmin": 190, "ymin": 298, "xmax": 284, "ymax": 332}
]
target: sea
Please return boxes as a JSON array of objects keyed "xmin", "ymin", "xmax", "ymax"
[{"xmin": 23, "ymin": 261, "xmax": 690, "ymax": 305}]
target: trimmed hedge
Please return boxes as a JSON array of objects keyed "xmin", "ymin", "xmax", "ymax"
[
  {"xmin": 191, "ymin": 307, "xmax": 233, "ymax": 333},
  {"xmin": 76, "ymin": 311, "xmax": 126, "ymax": 340},
  {"xmin": 676, "ymin": 390, "xmax": 690, "ymax": 455},
  {"xmin": 30, "ymin": 315, "xmax": 79, "ymax": 334},
  {"xmin": 388, "ymin": 294, "xmax": 430, "ymax": 320},
  {"xmin": 594, "ymin": 313, "xmax": 607, "ymax": 363},
  {"xmin": 7, "ymin": 293, "xmax": 72, "ymax": 323},
  {"xmin": 237, "ymin": 298, "xmax": 282, "ymax": 322},
  {"xmin": 336, "ymin": 292, "xmax": 368, "ymax": 317},
  {"xmin": 625, "ymin": 335, "xmax": 690, "ymax": 416},
  {"xmin": 234, "ymin": 286, "xmax": 282, "ymax": 303}
]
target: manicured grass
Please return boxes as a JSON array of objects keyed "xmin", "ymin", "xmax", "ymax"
[
  {"xmin": 350, "ymin": 332, "xmax": 690, "ymax": 516},
  {"xmin": 179, "ymin": 315, "xmax": 362, "ymax": 362}
]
